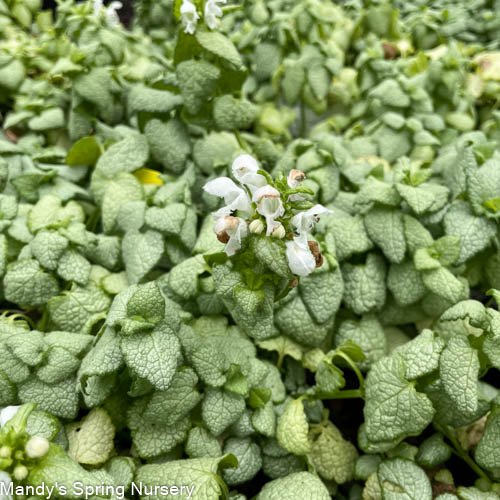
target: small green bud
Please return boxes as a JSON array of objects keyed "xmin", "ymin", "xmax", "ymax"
[
  {"xmin": 0, "ymin": 445, "xmax": 11, "ymax": 458},
  {"xmin": 249, "ymin": 219, "xmax": 264, "ymax": 234},
  {"xmin": 13, "ymin": 465, "xmax": 28, "ymax": 481},
  {"xmin": 25, "ymin": 436, "xmax": 50, "ymax": 459},
  {"xmin": 14, "ymin": 450, "xmax": 24, "ymax": 460},
  {"xmin": 271, "ymin": 224, "xmax": 286, "ymax": 239}
]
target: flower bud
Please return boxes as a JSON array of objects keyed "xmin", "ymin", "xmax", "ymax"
[
  {"xmin": 25, "ymin": 436, "xmax": 50, "ymax": 459},
  {"xmin": 271, "ymin": 224, "xmax": 286, "ymax": 239},
  {"xmin": 215, "ymin": 216, "xmax": 239, "ymax": 243},
  {"xmin": 0, "ymin": 446, "xmax": 11, "ymax": 458},
  {"xmin": 249, "ymin": 219, "xmax": 264, "ymax": 234},
  {"xmin": 287, "ymin": 169, "xmax": 306, "ymax": 188},
  {"xmin": 308, "ymin": 241, "xmax": 324, "ymax": 268},
  {"xmin": 13, "ymin": 465, "xmax": 28, "ymax": 481}
]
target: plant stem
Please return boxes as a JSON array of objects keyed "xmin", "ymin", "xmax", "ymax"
[{"xmin": 441, "ymin": 426, "xmax": 490, "ymax": 481}]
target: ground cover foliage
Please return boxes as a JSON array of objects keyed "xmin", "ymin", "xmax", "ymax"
[{"xmin": 1, "ymin": 0, "xmax": 500, "ymax": 498}]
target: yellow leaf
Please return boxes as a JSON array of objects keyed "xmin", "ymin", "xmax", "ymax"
[{"xmin": 134, "ymin": 168, "xmax": 163, "ymax": 185}]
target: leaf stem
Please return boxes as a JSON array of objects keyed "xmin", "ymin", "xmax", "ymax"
[
  {"xmin": 333, "ymin": 351, "xmax": 365, "ymax": 397},
  {"xmin": 317, "ymin": 389, "xmax": 363, "ymax": 400},
  {"xmin": 441, "ymin": 426, "xmax": 490, "ymax": 481}
]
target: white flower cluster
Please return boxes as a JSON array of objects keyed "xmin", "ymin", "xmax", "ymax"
[
  {"xmin": 203, "ymin": 155, "xmax": 332, "ymax": 276},
  {"xmin": 92, "ymin": 0, "xmax": 123, "ymax": 27},
  {"xmin": 0, "ymin": 406, "xmax": 50, "ymax": 496},
  {"xmin": 180, "ymin": 0, "xmax": 226, "ymax": 34}
]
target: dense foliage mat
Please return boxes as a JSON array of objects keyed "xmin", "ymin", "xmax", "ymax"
[{"xmin": 1, "ymin": 0, "xmax": 500, "ymax": 498}]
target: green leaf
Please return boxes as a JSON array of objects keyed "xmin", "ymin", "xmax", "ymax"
[
  {"xmin": 202, "ymin": 388, "xmax": 246, "ymax": 436},
  {"xmin": 96, "ymin": 134, "xmax": 149, "ymax": 177},
  {"xmin": 342, "ymin": 253, "xmax": 386, "ymax": 315},
  {"xmin": 309, "ymin": 420, "xmax": 358, "ymax": 483},
  {"xmin": 127, "ymin": 398, "xmax": 190, "ymax": 459},
  {"xmin": 186, "ymin": 427, "xmax": 222, "ymax": 459},
  {"xmin": 335, "ymin": 315, "xmax": 386, "ymax": 371},
  {"xmin": 223, "ymin": 437, "xmax": 262, "ymax": 486},
  {"xmin": 416, "ymin": 433, "xmax": 451, "ymax": 468},
  {"xmin": 443, "ymin": 201, "xmax": 496, "ymax": 265},
  {"xmin": 128, "ymin": 85, "xmax": 183, "ymax": 115},
  {"xmin": 377, "ymin": 458, "xmax": 432, "ymax": 500},
  {"xmin": 67, "ymin": 408, "xmax": 115, "ymax": 465},
  {"xmin": 369, "ymin": 79, "xmax": 410, "ymax": 107},
  {"xmin": 300, "ymin": 267, "xmax": 343, "ymax": 324},
  {"xmin": 388, "ymin": 260, "xmax": 426, "ymax": 306},
  {"xmin": 439, "ymin": 336, "xmax": 480, "ymax": 420},
  {"xmin": 26, "ymin": 410, "xmax": 61, "ymax": 441},
  {"xmin": 364, "ymin": 354, "xmax": 434, "ymax": 442},
  {"xmin": 277, "ymin": 398, "xmax": 310, "ymax": 455},
  {"xmin": 136, "ymin": 455, "xmax": 238, "ymax": 500},
  {"xmin": 102, "ymin": 172, "xmax": 144, "ymax": 233},
  {"xmin": 145, "ymin": 119, "xmax": 191, "ymax": 174},
  {"xmin": 66, "ymin": 137, "xmax": 101, "ymax": 166},
  {"xmin": 251, "ymin": 236, "xmax": 291, "ymax": 278},
  {"xmin": 122, "ymin": 229, "xmax": 164, "ymax": 284},
  {"xmin": 57, "ymin": 249, "xmax": 91, "ymax": 285},
  {"xmin": 474, "ymin": 405, "xmax": 500, "ymax": 476},
  {"xmin": 195, "ymin": 30, "xmax": 245, "ymax": 70},
  {"xmin": 176, "ymin": 59, "xmax": 220, "ymax": 115},
  {"xmin": 256, "ymin": 471, "xmax": 331, "ymax": 500},
  {"xmin": 48, "ymin": 284, "xmax": 111, "ymax": 334},
  {"xmin": 393, "ymin": 329, "xmax": 445, "ymax": 380},
  {"xmin": 121, "ymin": 322, "xmax": 181, "ymax": 391},
  {"xmin": 421, "ymin": 267, "xmax": 468, "ymax": 304},
  {"xmin": 144, "ymin": 368, "xmax": 201, "ymax": 424},
  {"xmin": 31, "ymin": 229, "xmax": 69, "ymax": 271},
  {"xmin": 364, "ymin": 207, "xmax": 406, "ymax": 263},
  {"xmin": 3, "ymin": 259, "xmax": 59, "ymax": 307},
  {"xmin": 28, "ymin": 108, "xmax": 65, "ymax": 131},
  {"xmin": 19, "ymin": 376, "xmax": 79, "ymax": 419}
]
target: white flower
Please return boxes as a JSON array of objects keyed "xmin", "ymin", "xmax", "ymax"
[
  {"xmin": 105, "ymin": 1, "xmax": 122, "ymax": 27},
  {"xmin": 214, "ymin": 216, "xmax": 248, "ymax": 256},
  {"xmin": 204, "ymin": 0, "xmax": 226, "ymax": 30},
  {"xmin": 25, "ymin": 436, "xmax": 50, "ymax": 459},
  {"xmin": 204, "ymin": 177, "xmax": 252, "ymax": 217},
  {"xmin": 180, "ymin": 0, "xmax": 199, "ymax": 34},
  {"xmin": 286, "ymin": 238, "xmax": 316, "ymax": 276},
  {"xmin": 92, "ymin": 0, "xmax": 103, "ymax": 16},
  {"xmin": 0, "ymin": 406, "xmax": 19, "ymax": 428},
  {"xmin": 252, "ymin": 185, "xmax": 284, "ymax": 236},
  {"xmin": 232, "ymin": 154, "xmax": 266, "ymax": 193},
  {"xmin": 291, "ymin": 204, "xmax": 332, "ymax": 236},
  {"xmin": 0, "ymin": 471, "xmax": 12, "ymax": 500}
]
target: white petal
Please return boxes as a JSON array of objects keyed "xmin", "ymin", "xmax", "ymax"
[
  {"xmin": 232, "ymin": 154, "xmax": 259, "ymax": 179},
  {"xmin": 0, "ymin": 406, "xmax": 20, "ymax": 427},
  {"xmin": 204, "ymin": 177, "xmax": 239, "ymax": 197},
  {"xmin": 304, "ymin": 204, "xmax": 333, "ymax": 218},
  {"xmin": 92, "ymin": 0, "xmax": 103, "ymax": 16},
  {"xmin": 252, "ymin": 184, "xmax": 280, "ymax": 202},
  {"xmin": 181, "ymin": 0, "xmax": 199, "ymax": 33},
  {"xmin": 286, "ymin": 239, "xmax": 316, "ymax": 276},
  {"xmin": 225, "ymin": 218, "xmax": 248, "ymax": 256},
  {"xmin": 291, "ymin": 204, "xmax": 332, "ymax": 234}
]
